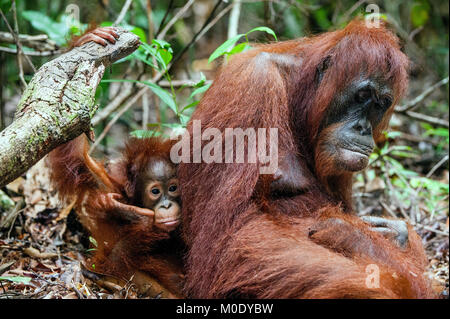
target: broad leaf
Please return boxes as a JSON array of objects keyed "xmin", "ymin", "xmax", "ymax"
[
  {"xmin": 246, "ymin": 26, "xmax": 277, "ymax": 40},
  {"xmin": 208, "ymin": 34, "xmax": 244, "ymax": 63}
]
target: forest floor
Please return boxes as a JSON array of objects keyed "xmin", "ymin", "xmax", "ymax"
[{"xmin": 0, "ymin": 158, "xmax": 448, "ymax": 299}]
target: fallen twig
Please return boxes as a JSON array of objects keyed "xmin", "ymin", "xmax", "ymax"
[
  {"xmin": 403, "ymin": 111, "xmax": 449, "ymax": 128},
  {"xmin": 23, "ymin": 247, "xmax": 58, "ymax": 259},
  {"xmin": 426, "ymin": 154, "xmax": 449, "ymax": 178}
]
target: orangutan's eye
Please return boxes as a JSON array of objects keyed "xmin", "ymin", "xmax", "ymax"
[
  {"xmin": 380, "ymin": 96, "xmax": 392, "ymax": 110},
  {"xmin": 355, "ymin": 88, "xmax": 372, "ymax": 103}
]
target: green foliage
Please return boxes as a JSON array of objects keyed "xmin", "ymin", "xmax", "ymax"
[
  {"xmin": 208, "ymin": 26, "xmax": 277, "ymax": 63},
  {"xmin": 130, "ymin": 129, "xmax": 163, "ymax": 138},
  {"xmin": 411, "ymin": 0, "xmax": 430, "ymax": 27},
  {"xmin": 422, "ymin": 123, "xmax": 449, "ymax": 152},
  {"xmin": 0, "ymin": 276, "xmax": 32, "ymax": 284},
  {"xmin": 138, "ymin": 39, "xmax": 173, "ymax": 71},
  {"xmin": 313, "ymin": 7, "xmax": 332, "ymax": 30},
  {"xmin": 101, "ymin": 21, "xmax": 148, "ymax": 43},
  {"xmin": 21, "ymin": 10, "xmax": 84, "ymax": 46},
  {"xmin": 86, "ymin": 236, "xmax": 98, "ymax": 253},
  {"xmin": 103, "ymin": 36, "xmax": 210, "ymax": 137},
  {"xmin": 0, "ymin": 189, "xmax": 14, "ymax": 211},
  {"xmin": 0, "ymin": 0, "xmax": 12, "ymax": 12},
  {"xmin": 89, "ymin": 236, "xmax": 98, "ymax": 247},
  {"xmin": 362, "ymin": 136, "xmax": 448, "ymax": 217}
]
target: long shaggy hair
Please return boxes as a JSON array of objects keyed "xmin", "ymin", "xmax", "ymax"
[{"xmin": 178, "ymin": 19, "xmax": 434, "ymax": 298}]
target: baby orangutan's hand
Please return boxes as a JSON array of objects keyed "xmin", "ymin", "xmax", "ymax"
[
  {"xmin": 97, "ymin": 193, "xmax": 155, "ymax": 222},
  {"xmin": 73, "ymin": 27, "xmax": 119, "ymax": 47}
]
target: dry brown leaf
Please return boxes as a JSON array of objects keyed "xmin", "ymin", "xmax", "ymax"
[
  {"xmin": 23, "ymin": 247, "xmax": 58, "ymax": 259},
  {"xmin": 6, "ymin": 177, "xmax": 25, "ymax": 194},
  {"xmin": 55, "ymin": 198, "xmax": 76, "ymax": 222},
  {"xmin": 365, "ymin": 177, "xmax": 386, "ymax": 193},
  {"xmin": 30, "ymin": 190, "xmax": 43, "ymax": 205},
  {"xmin": 192, "ymin": 58, "xmax": 214, "ymax": 71}
]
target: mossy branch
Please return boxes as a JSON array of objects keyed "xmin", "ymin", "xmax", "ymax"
[{"xmin": 0, "ymin": 28, "xmax": 140, "ymax": 187}]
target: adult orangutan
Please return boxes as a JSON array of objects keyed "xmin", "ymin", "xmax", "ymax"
[{"xmin": 177, "ymin": 19, "xmax": 435, "ymax": 298}]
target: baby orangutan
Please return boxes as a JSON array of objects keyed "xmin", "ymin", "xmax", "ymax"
[{"xmin": 48, "ymin": 134, "xmax": 185, "ymax": 298}]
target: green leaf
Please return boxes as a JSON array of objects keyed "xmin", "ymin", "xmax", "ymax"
[
  {"xmin": 179, "ymin": 114, "xmax": 190, "ymax": 127},
  {"xmin": 131, "ymin": 47, "xmax": 158, "ymax": 69},
  {"xmin": 100, "ymin": 21, "xmax": 113, "ymax": 27},
  {"xmin": 89, "ymin": 236, "xmax": 98, "ymax": 248},
  {"xmin": 193, "ymin": 73, "xmax": 207, "ymax": 88},
  {"xmin": 386, "ymin": 131, "xmax": 402, "ymax": 139},
  {"xmin": 189, "ymin": 83, "xmax": 211, "ymax": 99},
  {"xmin": 312, "ymin": 8, "xmax": 331, "ymax": 30},
  {"xmin": 391, "ymin": 145, "xmax": 414, "ymax": 152},
  {"xmin": 142, "ymin": 81, "xmax": 178, "ymax": 114},
  {"xmin": 411, "ymin": 2, "xmax": 430, "ymax": 27},
  {"xmin": 152, "ymin": 39, "xmax": 172, "ymax": 52},
  {"xmin": 391, "ymin": 151, "xmax": 417, "ymax": 158},
  {"xmin": 101, "ymin": 79, "xmax": 179, "ymax": 117},
  {"xmin": 130, "ymin": 130, "xmax": 162, "ymax": 138},
  {"xmin": 0, "ymin": 189, "xmax": 14, "ymax": 210},
  {"xmin": 130, "ymin": 26, "xmax": 147, "ymax": 43},
  {"xmin": 424, "ymin": 127, "xmax": 449, "ymax": 138},
  {"xmin": 227, "ymin": 42, "xmax": 252, "ymax": 56},
  {"xmin": 160, "ymin": 123, "xmax": 184, "ymax": 129},
  {"xmin": 246, "ymin": 26, "xmax": 277, "ymax": 41},
  {"xmin": 0, "ymin": 276, "xmax": 32, "ymax": 284},
  {"xmin": 181, "ymin": 101, "xmax": 199, "ymax": 113},
  {"xmin": 158, "ymin": 48, "xmax": 173, "ymax": 66},
  {"xmin": 141, "ymin": 42, "xmax": 167, "ymax": 70},
  {"xmin": 21, "ymin": 11, "xmax": 70, "ymax": 46},
  {"xmin": 208, "ymin": 34, "xmax": 244, "ymax": 63},
  {"xmin": 0, "ymin": 0, "xmax": 12, "ymax": 12},
  {"xmin": 113, "ymin": 53, "xmax": 136, "ymax": 64}
]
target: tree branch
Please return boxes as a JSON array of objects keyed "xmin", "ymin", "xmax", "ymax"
[
  {"xmin": 0, "ymin": 31, "xmax": 58, "ymax": 51},
  {"xmin": 0, "ymin": 46, "xmax": 62, "ymax": 56},
  {"xmin": 403, "ymin": 111, "xmax": 449, "ymax": 128},
  {"xmin": 113, "ymin": 0, "xmax": 133, "ymax": 26},
  {"xmin": 395, "ymin": 77, "xmax": 449, "ymax": 113},
  {"xmin": 0, "ymin": 28, "xmax": 140, "ymax": 187},
  {"xmin": 156, "ymin": 0, "xmax": 196, "ymax": 40}
]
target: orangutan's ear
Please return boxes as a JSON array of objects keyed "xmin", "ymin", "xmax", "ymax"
[{"xmin": 316, "ymin": 56, "xmax": 332, "ymax": 84}]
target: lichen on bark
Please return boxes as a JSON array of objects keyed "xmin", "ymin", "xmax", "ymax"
[{"xmin": 0, "ymin": 28, "xmax": 140, "ymax": 187}]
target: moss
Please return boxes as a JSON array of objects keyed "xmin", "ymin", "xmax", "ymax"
[{"xmin": 49, "ymin": 111, "xmax": 60, "ymax": 126}]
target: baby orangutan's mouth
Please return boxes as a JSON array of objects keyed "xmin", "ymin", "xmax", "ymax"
[{"xmin": 155, "ymin": 218, "xmax": 180, "ymax": 231}]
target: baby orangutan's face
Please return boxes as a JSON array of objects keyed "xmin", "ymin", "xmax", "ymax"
[{"xmin": 139, "ymin": 159, "xmax": 181, "ymax": 232}]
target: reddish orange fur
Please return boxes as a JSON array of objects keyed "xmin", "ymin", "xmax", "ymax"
[
  {"xmin": 47, "ymin": 135, "xmax": 184, "ymax": 296},
  {"xmin": 178, "ymin": 20, "xmax": 435, "ymax": 298},
  {"xmin": 66, "ymin": 24, "xmax": 98, "ymax": 50}
]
